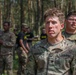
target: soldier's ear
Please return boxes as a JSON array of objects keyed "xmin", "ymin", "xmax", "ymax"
[
  {"xmin": 65, "ymin": 19, "xmax": 67, "ymax": 23},
  {"xmin": 61, "ymin": 23, "xmax": 64, "ymax": 29}
]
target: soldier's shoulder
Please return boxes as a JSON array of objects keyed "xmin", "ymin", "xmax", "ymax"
[
  {"xmin": 8, "ymin": 31, "xmax": 15, "ymax": 36},
  {"xmin": 31, "ymin": 39, "xmax": 47, "ymax": 52},
  {"xmin": 65, "ymin": 42, "xmax": 76, "ymax": 56},
  {"xmin": 34, "ymin": 39, "xmax": 46, "ymax": 46},
  {"xmin": 18, "ymin": 32, "xmax": 24, "ymax": 35},
  {"xmin": 32, "ymin": 40, "xmax": 42, "ymax": 48},
  {"xmin": 60, "ymin": 39, "xmax": 76, "ymax": 56},
  {"xmin": 9, "ymin": 31, "xmax": 14, "ymax": 34},
  {"xmin": 65, "ymin": 38, "xmax": 75, "ymax": 43},
  {"xmin": 64, "ymin": 39, "xmax": 76, "ymax": 47}
]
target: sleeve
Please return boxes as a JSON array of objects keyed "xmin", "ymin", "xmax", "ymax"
[
  {"xmin": 3, "ymin": 32, "xmax": 16, "ymax": 47},
  {"xmin": 70, "ymin": 46, "xmax": 76, "ymax": 75},
  {"xmin": 18, "ymin": 32, "xmax": 24, "ymax": 40},
  {"xmin": 71, "ymin": 57, "xmax": 76, "ymax": 75},
  {"xmin": 25, "ymin": 48, "xmax": 37, "ymax": 75}
]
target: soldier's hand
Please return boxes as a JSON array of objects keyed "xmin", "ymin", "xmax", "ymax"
[{"xmin": 25, "ymin": 49, "xmax": 29, "ymax": 54}]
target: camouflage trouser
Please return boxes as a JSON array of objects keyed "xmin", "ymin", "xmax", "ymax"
[
  {"xmin": 0, "ymin": 54, "xmax": 13, "ymax": 75},
  {"xmin": 17, "ymin": 47, "xmax": 27, "ymax": 75}
]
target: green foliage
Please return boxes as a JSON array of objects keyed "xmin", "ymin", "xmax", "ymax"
[{"xmin": 13, "ymin": 53, "xmax": 19, "ymax": 70}]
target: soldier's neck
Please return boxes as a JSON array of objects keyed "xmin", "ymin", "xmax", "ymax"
[{"xmin": 48, "ymin": 34, "xmax": 64, "ymax": 45}]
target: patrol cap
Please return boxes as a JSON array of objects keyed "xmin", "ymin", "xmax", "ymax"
[{"xmin": 21, "ymin": 23, "xmax": 28, "ymax": 29}]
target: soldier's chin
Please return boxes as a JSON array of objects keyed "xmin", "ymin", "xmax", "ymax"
[{"xmin": 49, "ymin": 34, "xmax": 55, "ymax": 38}]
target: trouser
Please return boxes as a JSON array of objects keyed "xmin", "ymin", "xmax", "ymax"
[
  {"xmin": 0, "ymin": 54, "xmax": 13, "ymax": 75},
  {"xmin": 17, "ymin": 47, "xmax": 27, "ymax": 75}
]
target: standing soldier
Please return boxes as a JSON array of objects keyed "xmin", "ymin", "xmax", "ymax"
[
  {"xmin": 0, "ymin": 21, "xmax": 16, "ymax": 75},
  {"xmin": 25, "ymin": 8, "xmax": 76, "ymax": 75},
  {"xmin": 63, "ymin": 11, "xmax": 76, "ymax": 41},
  {"xmin": 40, "ymin": 27, "xmax": 47, "ymax": 40},
  {"xmin": 16, "ymin": 25, "xmax": 29, "ymax": 75}
]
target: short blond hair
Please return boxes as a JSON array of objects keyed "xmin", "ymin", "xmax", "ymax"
[{"xmin": 44, "ymin": 8, "xmax": 65, "ymax": 24}]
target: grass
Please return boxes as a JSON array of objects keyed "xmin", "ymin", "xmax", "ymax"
[{"xmin": 13, "ymin": 53, "xmax": 19, "ymax": 70}]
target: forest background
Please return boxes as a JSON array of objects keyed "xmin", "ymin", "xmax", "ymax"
[
  {"xmin": 0, "ymin": 0, "xmax": 76, "ymax": 75},
  {"xmin": 0, "ymin": 0, "xmax": 76, "ymax": 35}
]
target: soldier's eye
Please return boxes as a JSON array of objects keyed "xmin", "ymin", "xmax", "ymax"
[
  {"xmin": 46, "ymin": 21, "xmax": 50, "ymax": 24},
  {"xmin": 52, "ymin": 21, "xmax": 57, "ymax": 24}
]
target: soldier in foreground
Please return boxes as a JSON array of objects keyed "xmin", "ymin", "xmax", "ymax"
[
  {"xmin": 25, "ymin": 8, "xmax": 76, "ymax": 75},
  {"xmin": 0, "ymin": 21, "xmax": 16, "ymax": 75},
  {"xmin": 63, "ymin": 11, "xmax": 76, "ymax": 41}
]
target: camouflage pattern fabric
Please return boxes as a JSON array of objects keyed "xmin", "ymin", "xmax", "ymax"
[
  {"xmin": 0, "ymin": 31, "xmax": 16, "ymax": 75},
  {"xmin": 17, "ymin": 47, "xmax": 28, "ymax": 75},
  {"xmin": 63, "ymin": 31, "xmax": 76, "ymax": 41},
  {"xmin": 0, "ymin": 54, "xmax": 13, "ymax": 75},
  {"xmin": 25, "ymin": 39, "xmax": 76, "ymax": 75}
]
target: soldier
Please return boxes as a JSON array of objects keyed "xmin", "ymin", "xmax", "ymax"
[
  {"xmin": 63, "ymin": 11, "xmax": 76, "ymax": 41},
  {"xmin": 40, "ymin": 27, "xmax": 47, "ymax": 40},
  {"xmin": 16, "ymin": 25, "xmax": 29, "ymax": 75},
  {"xmin": 25, "ymin": 8, "xmax": 76, "ymax": 75},
  {"xmin": 0, "ymin": 21, "xmax": 16, "ymax": 75}
]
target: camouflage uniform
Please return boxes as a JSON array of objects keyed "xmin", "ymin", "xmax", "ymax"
[
  {"xmin": 63, "ymin": 31, "xmax": 76, "ymax": 41},
  {"xmin": 0, "ymin": 31, "xmax": 16, "ymax": 75},
  {"xmin": 63, "ymin": 32, "xmax": 76, "ymax": 42},
  {"xmin": 25, "ymin": 39, "xmax": 76, "ymax": 75},
  {"xmin": 17, "ymin": 47, "xmax": 28, "ymax": 75}
]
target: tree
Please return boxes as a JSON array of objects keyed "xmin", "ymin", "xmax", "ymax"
[{"xmin": 0, "ymin": 0, "xmax": 76, "ymax": 34}]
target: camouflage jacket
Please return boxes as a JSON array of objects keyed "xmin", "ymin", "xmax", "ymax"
[
  {"xmin": 25, "ymin": 39, "xmax": 76, "ymax": 75},
  {"xmin": 0, "ymin": 31, "xmax": 16, "ymax": 55},
  {"xmin": 62, "ymin": 31, "xmax": 76, "ymax": 41}
]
